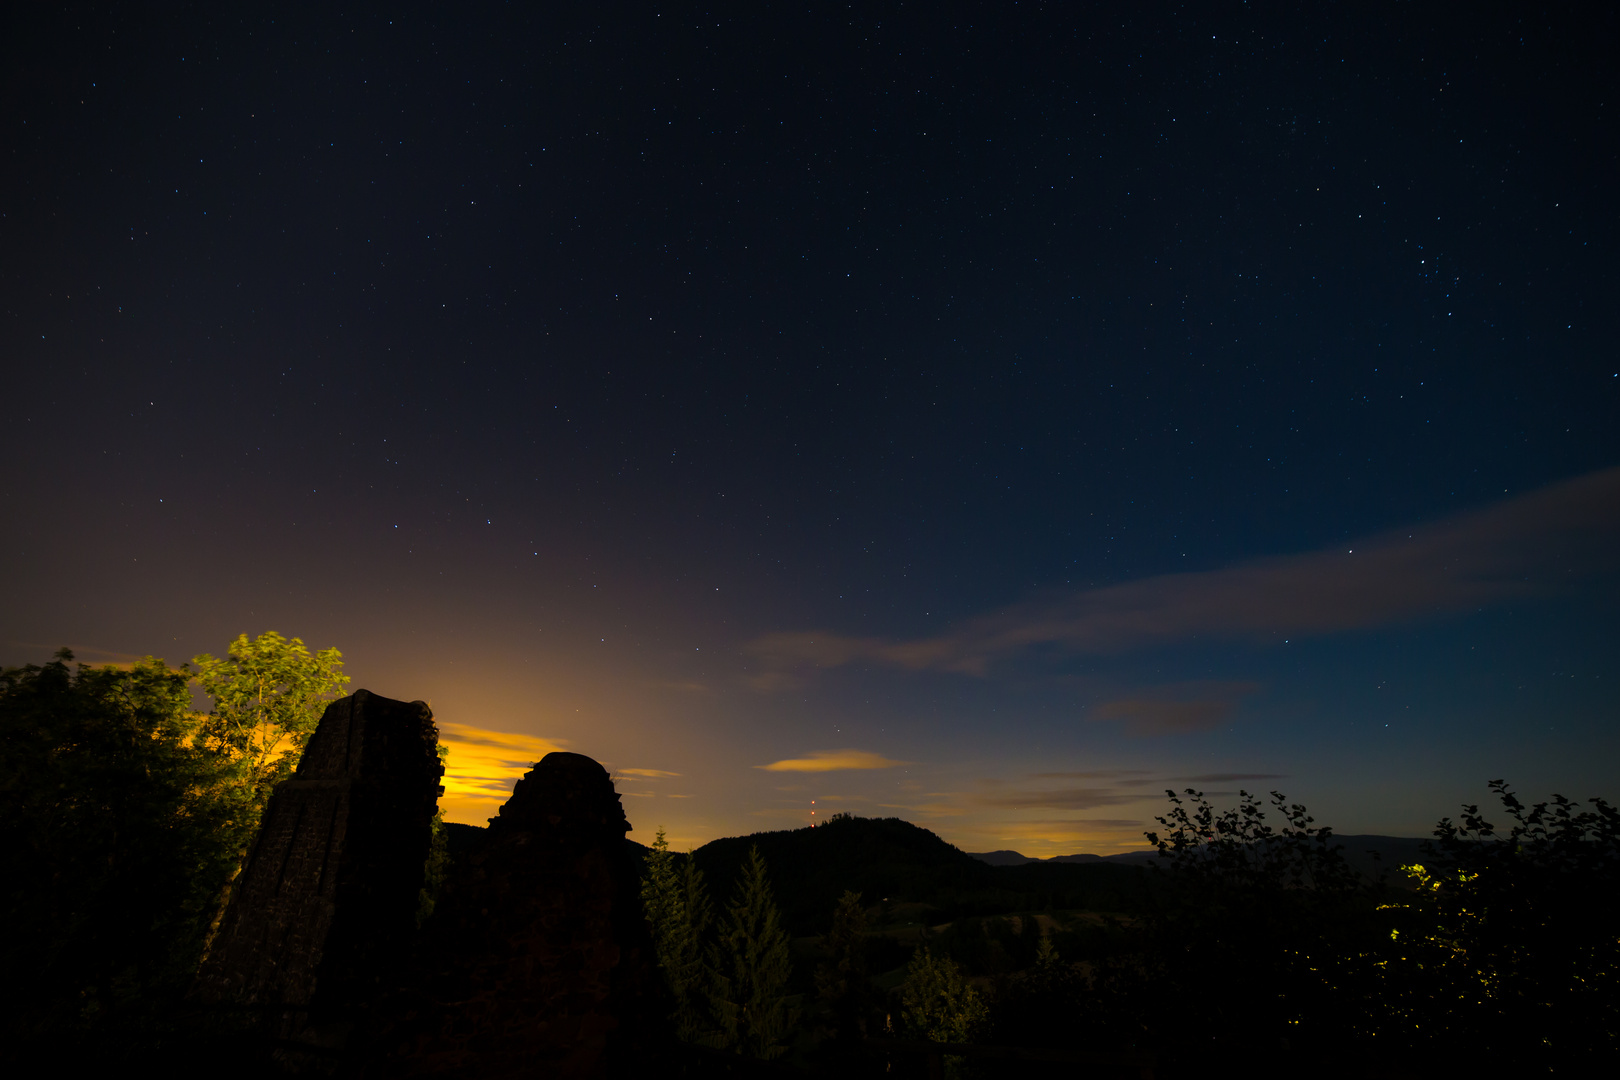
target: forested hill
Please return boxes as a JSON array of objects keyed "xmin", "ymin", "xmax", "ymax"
[
  {"xmin": 445, "ymin": 816, "xmax": 1429, "ymax": 936},
  {"xmin": 691, "ymin": 815, "xmax": 988, "ymax": 924},
  {"xmin": 688, "ymin": 816, "xmax": 1152, "ymax": 935}
]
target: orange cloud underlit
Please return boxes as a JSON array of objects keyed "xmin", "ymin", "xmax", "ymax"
[
  {"xmin": 436, "ymin": 721, "xmax": 569, "ymax": 825},
  {"xmin": 756, "ymin": 749, "xmax": 906, "ymax": 772}
]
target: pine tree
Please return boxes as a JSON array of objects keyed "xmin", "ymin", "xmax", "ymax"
[
  {"xmin": 642, "ymin": 829, "xmax": 683, "ymax": 958},
  {"xmin": 720, "ymin": 845, "xmax": 796, "ymax": 1059},
  {"xmin": 815, "ymin": 890, "xmax": 875, "ymax": 1043},
  {"xmin": 1033, "ymin": 932, "xmax": 1059, "ymax": 974},
  {"xmin": 678, "ymin": 856, "xmax": 726, "ymax": 1045},
  {"xmin": 640, "ymin": 829, "xmax": 726, "ymax": 1045}
]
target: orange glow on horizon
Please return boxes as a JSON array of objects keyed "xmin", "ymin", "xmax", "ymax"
[{"xmin": 436, "ymin": 721, "xmax": 569, "ymax": 825}]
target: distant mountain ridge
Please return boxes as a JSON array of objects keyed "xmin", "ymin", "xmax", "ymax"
[
  {"xmin": 969, "ymin": 849, "xmax": 1158, "ymax": 867},
  {"xmin": 686, "ymin": 815, "xmax": 1156, "ymax": 934},
  {"xmin": 970, "ymin": 833, "xmax": 1432, "ymax": 880}
]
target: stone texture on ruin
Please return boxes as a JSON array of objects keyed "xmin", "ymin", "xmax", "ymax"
[
  {"xmin": 192, "ymin": 689, "xmax": 443, "ymax": 1050},
  {"xmin": 376, "ymin": 751, "xmax": 668, "ymax": 1079}
]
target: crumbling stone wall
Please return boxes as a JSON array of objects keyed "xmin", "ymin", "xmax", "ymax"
[
  {"xmin": 193, "ymin": 689, "xmax": 443, "ymax": 1051},
  {"xmin": 378, "ymin": 751, "xmax": 667, "ymax": 1078}
]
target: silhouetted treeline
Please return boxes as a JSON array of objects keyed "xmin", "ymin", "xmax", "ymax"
[
  {"xmin": 0, "ymin": 652, "xmax": 253, "ymax": 1045},
  {"xmin": 688, "ymin": 814, "xmax": 1155, "ymax": 938},
  {"xmin": 641, "ymin": 790, "xmax": 1619, "ymax": 1075},
  {"xmin": 0, "ymin": 639, "xmax": 347, "ymax": 1067}
]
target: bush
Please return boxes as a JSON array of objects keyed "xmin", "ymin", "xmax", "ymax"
[{"xmin": 1375, "ymin": 780, "xmax": 1620, "ymax": 1068}]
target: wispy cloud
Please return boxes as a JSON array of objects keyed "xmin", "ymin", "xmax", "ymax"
[
  {"xmin": 974, "ymin": 788, "xmax": 1143, "ymax": 810},
  {"xmin": 745, "ymin": 467, "xmax": 1620, "ymax": 678},
  {"xmin": 1083, "ymin": 680, "xmax": 1261, "ymax": 736},
  {"xmin": 756, "ymin": 748, "xmax": 907, "ymax": 772},
  {"xmin": 437, "ymin": 721, "xmax": 569, "ymax": 825},
  {"xmin": 617, "ymin": 767, "xmax": 682, "ymax": 778},
  {"xmin": 1169, "ymin": 773, "xmax": 1289, "ymax": 783},
  {"xmin": 1092, "ymin": 698, "xmax": 1231, "ymax": 734}
]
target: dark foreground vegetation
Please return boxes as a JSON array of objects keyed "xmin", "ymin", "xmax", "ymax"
[
  {"xmin": 640, "ymin": 790, "xmax": 1620, "ymax": 1077},
  {"xmin": 3, "ymin": 647, "xmax": 1617, "ymax": 1075}
]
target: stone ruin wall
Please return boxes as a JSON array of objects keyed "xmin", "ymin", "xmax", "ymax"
[
  {"xmin": 192, "ymin": 689, "xmax": 664, "ymax": 1077},
  {"xmin": 192, "ymin": 689, "xmax": 443, "ymax": 1046}
]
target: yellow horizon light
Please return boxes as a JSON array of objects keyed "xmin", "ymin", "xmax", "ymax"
[{"xmin": 436, "ymin": 721, "xmax": 569, "ymax": 825}]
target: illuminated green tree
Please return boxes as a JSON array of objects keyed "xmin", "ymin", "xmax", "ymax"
[
  {"xmin": 901, "ymin": 946, "xmax": 987, "ymax": 1045},
  {"xmin": 192, "ymin": 631, "xmax": 348, "ymax": 807},
  {"xmin": 416, "ymin": 745, "xmax": 451, "ymax": 927},
  {"xmin": 1376, "ymin": 781, "xmax": 1620, "ymax": 1066}
]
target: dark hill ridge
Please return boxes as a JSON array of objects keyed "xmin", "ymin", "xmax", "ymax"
[
  {"xmin": 690, "ymin": 815, "xmax": 994, "ymax": 934},
  {"xmin": 972, "ymin": 834, "xmax": 1433, "ymax": 882},
  {"xmin": 447, "ymin": 817, "xmax": 1431, "ymax": 936},
  {"xmin": 446, "ymin": 817, "xmax": 1430, "ymax": 937},
  {"xmin": 452, "ymin": 817, "xmax": 1159, "ymax": 933},
  {"xmin": 687, "ymin": 816, "xmax": 1153, "ymax": 935},
  {"xmin": 969, "ymin": 849, "xmax": 1159, "ymax": 867}
]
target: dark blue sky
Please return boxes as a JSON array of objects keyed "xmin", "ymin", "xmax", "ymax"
[{"xmin": 4, "ymin": 2, "xmax": 1616, "ymax": 851}]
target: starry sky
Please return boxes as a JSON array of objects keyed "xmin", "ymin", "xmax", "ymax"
[{"xmin": 4, "ymin": 3, "xmax": 1616, "ymax": 854}]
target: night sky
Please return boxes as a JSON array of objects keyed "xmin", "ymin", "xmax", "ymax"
[{"xmin": 5, "ymin": 3, "xmax": 1616, "ymax": 853}]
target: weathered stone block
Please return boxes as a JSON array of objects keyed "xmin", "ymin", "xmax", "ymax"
[
  {"xmin": 377, "ymin": 752, "xmax": 667, "ymax": 1078},
  {"xmin": 193, "ymin": 689, "xmax": 443, "ymax": 1051}
]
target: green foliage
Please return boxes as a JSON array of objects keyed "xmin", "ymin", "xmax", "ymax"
[
  {"xmin": 416, "ymin": 809, "xmax": 449, "ymax": 927},
  {"xmin": 900, "ymin": 946, "xmax": 987, "ymax": 1044},
  {"xmin": 0, "ymin": 650, "xmax": 250, "ymax": 1040},
  {"xmin": 642, "ymin": 828, "xmax": 684, "ymax": 947},
  {"xmin": 986, "ymin": 925, "xmax": 1094, "ymax": 1051},
  {"xmin": 641, "ymin": 829, "xmax": 727, "ymax": 1046},
  {"xmin": 642, "ymin": 838, "xmax": 796, "ymax": 1056},
  {"xmin": 1100, "ymin": 780, "xmax": 1620, "ymax": 1069},
  {"xmin": 192, "ymin": 631, "xmax": 348, "ymax": 811},
  {"xmin": 1109, "ymin": 788, "xmax": 1385, "ymax": 1057},
  {"xmin": 1031, "ymin": 931, "xmax": 1058, "ymax": 975},
  {"xmin": 416, "ymin": 744, "xmax": 452, "ymax": 927},
  {"xmin": 717, "ymin": 844, "xmax": 797, "ymax": 1058},
  {"xmin": 678, "ymin": 855, "xmax": 726, "ymax": 1042},
  {"xmin": 814, "ymin": 890, "xmax": 876, "ymax": 1043},
  {"xmin": 1374, "ymin": 780, "xmax": 1620, "ymax": 1066}
]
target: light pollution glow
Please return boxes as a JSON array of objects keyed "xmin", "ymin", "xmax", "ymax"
[
  {"xmin": 436, "ymin": 721, "xmax": 570, "ymax": 824},
  {"xmin": 434, "ymin": 726, "xmax": 1157, "ymax": 855}
]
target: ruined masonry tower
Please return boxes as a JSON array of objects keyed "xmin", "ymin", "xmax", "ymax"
[{"xmin": 192, "ymin": 690, "xmax": 444, "ymax": 1052}]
